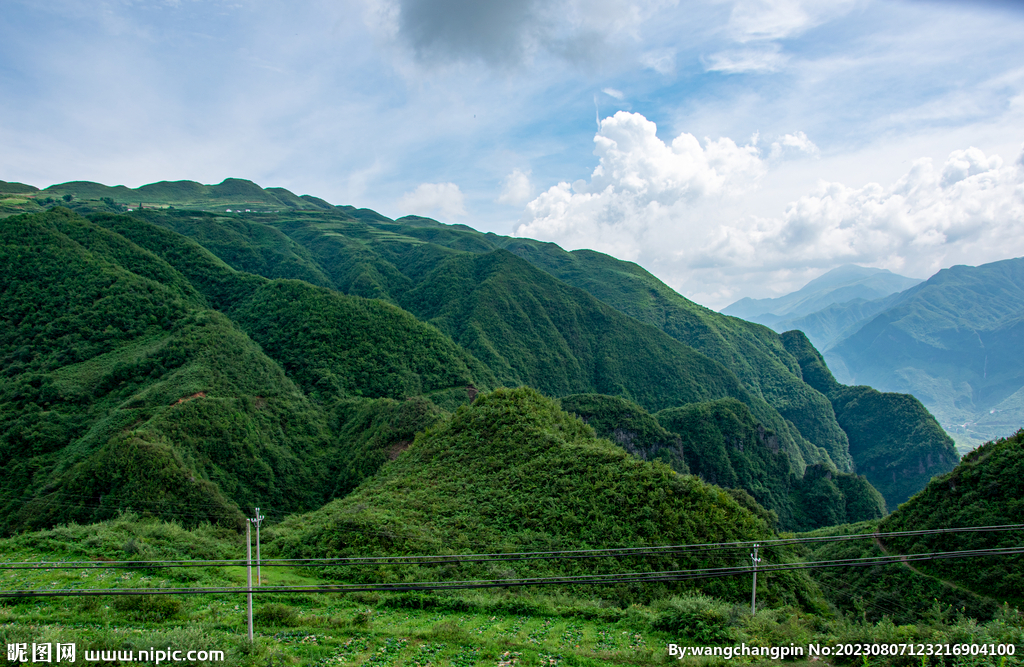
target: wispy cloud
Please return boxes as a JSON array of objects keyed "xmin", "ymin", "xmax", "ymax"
[
  {"xmin": 399, "ymin": 181, "xmax": 467, "ymax": 219},
  {"xmin": 703, "ymin": 44, "xmax": 789, "ymax": 73}
]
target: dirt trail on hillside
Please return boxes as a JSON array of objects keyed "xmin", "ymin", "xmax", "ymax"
[{"xmin": 872, "ymin": 534, "xmax": 997, "ymax": 604}]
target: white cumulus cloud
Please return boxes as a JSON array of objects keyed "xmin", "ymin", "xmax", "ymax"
[
  {"xmin": 769, "ymin": 131, "xmax": 819, "ymax": 159},
  {"xmin": 706, "ymin": 145, "xmax": 1024, "ymax": 280},
  {"xmin": 497, "ymin": 168, "xmax": 533, "ymax": 206},
  {"xmin": 398, "ymin": 181, "xmax": 466, "ymax": 219},
  {"xmin": 514, "ymin": 111, "xmax": 765, "ymax": 260},
  {"xmin": 514, "ymin": 111, "xmax": 1024, "ymax": 308}
]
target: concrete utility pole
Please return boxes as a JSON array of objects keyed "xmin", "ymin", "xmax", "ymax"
[
  {"xmin": 750, "ymin": 543, "xmax": 762, "ymax": 615},
  {"xmin": 250, "ymin": 508, "xmax": 265, "ymax": 586},
  {"xmin": 246, "ymin": 522, "xmax": 254, "ymax": 642}
]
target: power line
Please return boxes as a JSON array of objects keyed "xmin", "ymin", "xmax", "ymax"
[
  {"xmin": 3, "ymin": 545, "xmax": 1023, "ymax": 598},
  {"xmin": 3, "ymin": 523, "xmax": 1019, "ymax": 571}
]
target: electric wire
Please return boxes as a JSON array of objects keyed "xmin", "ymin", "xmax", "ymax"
[
  {"xmin": 3, "ymin": 545, "xmax": 1022, "ymax": 598},
  {"xmin": 1, "ymin": 523, "xmax": 1019, "ymax": 571}
]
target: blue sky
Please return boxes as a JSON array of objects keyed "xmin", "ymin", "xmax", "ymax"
[{"xmin": 2, "ymin": 0, "xmax": 1023, "ymax": 307}]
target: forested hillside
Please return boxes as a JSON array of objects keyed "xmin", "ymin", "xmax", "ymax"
[
  {"xmin": 783, "ymin": 331, "xmax": 958, "ymax": 508},
  {"xmin": 5, "ymin": 182, "xmax": 1022, "ymax": 667},
  {"xmin": 0, "ymin": 209, "xmax": 487, "ymax": 532},
  {"xmin": 0, "ymin": 182, "xmax": 965, "ymax": 539},
  {"xmin": 560, "ymin": 393, "xmax": 884, "ymax": 530},
  {"xmin": 880, "ymin": 428, "xmax": 1024, "ymax": 603},
  {"xmin": 265, "ymin": 387, "xmax": 822, "ymax": 609},
  {"xmin": 803, "ymin": 429, "xmax": 1024, "ymax": 624}
]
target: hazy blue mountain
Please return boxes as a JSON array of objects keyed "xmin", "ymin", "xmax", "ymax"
[
  {"xmin": 721, "ymin": 264, "xmax": 921, "ymax": 325},
  {"xmin": 825, "ymin": 257, "xmax": 1024, "ymax": 451},
  {"xmin": 772, "ymin": 292, "xmax": 903, "ymax": 352}
]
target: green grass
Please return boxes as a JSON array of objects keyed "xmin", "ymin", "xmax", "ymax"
[{"xmin": 2, "ymin": 515, "xmax": 1022, "ymax": 666}]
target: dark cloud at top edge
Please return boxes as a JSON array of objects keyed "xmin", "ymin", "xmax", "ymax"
[
  {"xmin": 398, "ymin": 0, "xmax": 544, "ymax": 66},
  {"xmin": 394, "ymin": 0, "xmax": 633, "ymax": 70}
]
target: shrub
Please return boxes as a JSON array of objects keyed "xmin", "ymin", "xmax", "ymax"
[
  {"xmin": 652, "ymin": 594, "xmax": 734, "ymax": 643},
  {"xmin": 253, "ymin": 603, "xmax": 298, "ymax": 626},
  {"xmin": 111, "ymin": 594, "xmax": 183, "ymax": 622}
]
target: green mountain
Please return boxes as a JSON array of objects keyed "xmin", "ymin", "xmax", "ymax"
[
  {"xmin": 657, "ymin": 398, "xmax": 884, "ymax": 530},
  {"xmin": 0, "ymin": 209, "xmax": 492, "ymax": 533},
  {"xmin": 880, "ymin": 428, "xmax": 1024, "ymax": 604},
  {"xmin": 264, "ymin": 218, "xmax": 855, "ymax": 473},
  {"xmin": 86, "ymin": 201, "xmax": 959, "ymax": 503},
  {"xmin": 0, "ymin": 209, "xmax": 326, "ymax": 531},
  {"xmin": 804, "ymin": 429, "xmax": 1024, "ymax": 623},
  {"xmin": 231, "ymin": 278, "xmax": 494, "ymax": 404},
  {"xmin": 35, "ymin": 178, "xmax": 333, "ymax": 212},
  {"xmin": 783, "ymin": 330, "xmax": 958, "ymax": 509},
  {"xmin": 382, "ymin": 232, "xmax": 856, "ymax": 474},
  {"xmin": 2, "ymin": 180, "xmax": 965, "ymax": 538},
  {"xmin": 825, "ymin": 257, "xmax": 1024, "ymax": 451},
  {"xmin": 559, "ymin": 393, "xmax": 884, "ymax": 531},
  {"xmin": 0, "ymin": 180, "xmax": 39, "ymax": 194},
  {"xmin": 266, "ymin": 387, "xmax": 821, "ymax": 608},
  {"xmin": 131, "ymin": 207, "xmax": 846, "ymax": 476}
]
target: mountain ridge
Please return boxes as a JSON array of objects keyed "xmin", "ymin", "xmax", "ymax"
[
  {"xmin": 721, "ymin": 264, "xmax": 922, "ymax": 323},
  {"xmin": 0, "ymin": 180, "xmax": 968, "ymax": 530}
]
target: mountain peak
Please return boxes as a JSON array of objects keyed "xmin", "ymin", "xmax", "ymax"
[{"xmin": 721, "ymin": 264, "xmax": 921, "ymax": 321}]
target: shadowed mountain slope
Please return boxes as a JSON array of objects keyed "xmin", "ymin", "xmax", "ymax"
[
  {"xmin": 558, "ymin": 393, "xmax": 884, "ymax": 531},
  {"xmin": 559, "ymin": 393, "xmax": 688, "ymax": 474},
  {"xmin": 783, "ymin": 330, "xmax": 958, "ymax": 509}
]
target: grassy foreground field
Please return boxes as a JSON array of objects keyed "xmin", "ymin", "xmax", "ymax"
[{"xmin": 2, "ymin": 516, "xmax": 1023, "ymax": 667}]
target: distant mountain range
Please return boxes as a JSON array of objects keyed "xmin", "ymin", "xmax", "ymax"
[
  {"xmin": 722, "ymin": 265, "xmax": 922, "ymax": 348},
  {"xmin": 826, "ymin": 258, "xmax": 1024, "ymax": 451},
  {"xmin": 725, "ymin": 260, "xmax": 1024, "ymax": 451}
]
